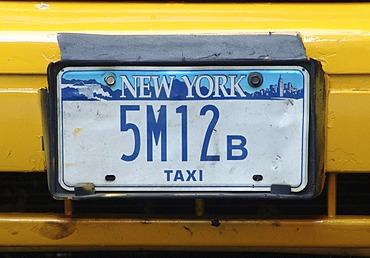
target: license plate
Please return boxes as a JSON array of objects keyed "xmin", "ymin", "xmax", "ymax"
[{"xmin": 55, "ymin": 65, "xmax": 309, "ymax": 193}]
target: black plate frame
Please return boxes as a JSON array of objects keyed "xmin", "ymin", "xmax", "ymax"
[{"xmin": 42, "ymin": 59, "xmax": 325, "ymax": 200}]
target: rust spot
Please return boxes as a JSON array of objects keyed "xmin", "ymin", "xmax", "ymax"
[
  {"xmin": 272, "ymin": 221, "xmax": 281, "ymax": 227},
  {"xmin": 11, "ymin": 231, "xmax": 18, "ymax": 235},
  {"xmin": 37, "ymin": 221, "xmax": 76, "ymax": 240},
  {"xmin": 183, "ymin": 226, "xmax": 193, "ymax": 235}
]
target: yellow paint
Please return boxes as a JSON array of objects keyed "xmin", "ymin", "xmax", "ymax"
[
  {"xmin": 0, "ymin": 214, "xmax": 369, "ymax": 250},
  {"xmin": 329, "ymin": 75, "xmax": 370, "ymax": 91},
  {"xmin": 0, "ymin": 90, "xmax": 45, "ymax": 172},
  {"xmin": 326, "ymin": 89, "xmax": 370, "ymax": 172},
  {"xmin": 0, "ymin": 3, "xmax": 369, "ymax": 74},
  {"xmin": 0, "ymin": 75, "xmax": 47, "ymax": 89},
  {"xmin": 326, "ymin": 74, "xmax": 370, "ymax": 172},
  {"xmin": 0, "ymin": 42, "xmax": 59, "ymax": 74}
]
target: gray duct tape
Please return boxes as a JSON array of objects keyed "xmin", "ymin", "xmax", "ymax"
[{"xmin": 58, "ymin": 33, "xmax": 307, "ymax": 62}]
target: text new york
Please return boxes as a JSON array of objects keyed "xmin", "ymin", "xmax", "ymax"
[{"xmin": 120, "ymin": 74, "xmax": 249, "ymax": 99}]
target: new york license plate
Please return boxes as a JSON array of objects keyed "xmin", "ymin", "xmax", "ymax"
[{"xmin": 56, "ymin": 66, "xmax": 309, "ymax": 193}]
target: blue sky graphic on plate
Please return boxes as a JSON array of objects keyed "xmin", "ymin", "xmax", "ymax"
[{"xmin": 61, "ymin": 69, "xmax": 304, "ymax": 101}]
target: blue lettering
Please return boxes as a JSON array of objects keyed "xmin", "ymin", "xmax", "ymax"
[
  {"xmin": 176, "ymin": 105, "xmax": 188, "ymax": 161},
  {"xmin": 164, "ymin": 169, "xmax": 204, "ymax": 182},
  {"xmin": 147, "ymin": 105, "xmax": 167, "ymax": 161},
  {"xmin": 200, "ymin": 105, "xmax": 220, "ymax": 161},
  {"xmin": 174, "ymin": 170, "xmax": 185, "ymax": 181},
  {"xmin": 164, "ymin": 170, "xmax": 173, "ymax": 181},
  {"xmin": 186, "ymin": 170, "xmax": 197, "ymax": 181},
  {"xmin": 120, "ymin": 105, "xmax": 140, "ymax": 161},
  {"xmin": 227, "ymin": 135, "xmax": 248, "ymax": 160}
]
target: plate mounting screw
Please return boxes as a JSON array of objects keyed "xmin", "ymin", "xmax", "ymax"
[
  {"xmin": 105, "ymin": 75, "xmax": 116, "ymax": 86},
  {"xmin": 248, "ymin": 72, "xmax": 263, "ymax": 87}
]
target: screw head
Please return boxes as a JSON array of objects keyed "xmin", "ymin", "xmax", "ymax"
[
  {"xmin": 105, "ymin": 75, "xmax": 116, "ymax": 86},
  {"xmin": 248, "ymin": 72, "xmax": 264, "ymax": 87}
]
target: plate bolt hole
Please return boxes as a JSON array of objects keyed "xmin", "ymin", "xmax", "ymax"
[
  {"xmin": 105, "ymin": 175, "xmax": 116, "ymax": 182},
  {"xmin": 105, "ymin": 75, "xmax": 116, "ymax": 86},
  {"xmin": 248, "ymin": 72, "xmax": 263, "ymax": 87},
  {"xmin": 253, "ymin": 174, "xmax": 263, "ymax": 182}
]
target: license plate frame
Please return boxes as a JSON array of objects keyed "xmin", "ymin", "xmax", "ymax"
[{"xmin": 43, "ymin": 60, "xmax": 324, "ymax": 199}]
